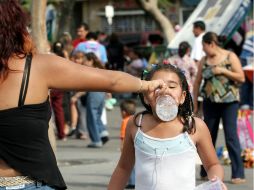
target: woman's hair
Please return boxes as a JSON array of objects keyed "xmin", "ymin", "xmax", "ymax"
[
  {"xmin": 0, "ymin": 0, "xmax": 34, "ymax": 80},
  {"xmin": 84, "ymin": 52, "xmax": 105, "ymax": 69},
  {"xmin": 178, "ymin": 41, "xmax": 191, "ymax": 58},
  {"xmin": 52, "ymin": 41, "xmax": 64, "ymax": 57},
  {"xmin": 202, "ymin": 32, "xmax": 226, "ymax": 47},
  {"xmin": 136, "ymin": 64, "xmax": 196, "ymax": 134}
]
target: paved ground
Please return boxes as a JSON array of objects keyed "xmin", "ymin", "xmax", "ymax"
[{"xmin": 56, "ymin": 106, "xmax": 253, "ymax": 190}]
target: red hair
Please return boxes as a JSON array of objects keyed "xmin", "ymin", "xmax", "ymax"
[{"xmin": 0, "ymin": 0, "xmax": 34, "ymax": 81}]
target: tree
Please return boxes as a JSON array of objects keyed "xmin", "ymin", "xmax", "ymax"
[
  {"xmin": 31, "ymin": 0, "xmax": 48, "ymax": 53},
  {"xmin": 137, "ymin": 0, "xmax": 175, "ymax": 43},
  {"xmin": 57, "ymin": 0, "xmax": 76, "ymax": 39},
  {"xmin": 31, "ymin": 0, "xmax": 56, "ymax": 152}
]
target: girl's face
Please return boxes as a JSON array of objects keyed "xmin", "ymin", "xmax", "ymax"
[
  {"xmin": 83, "ymin": 56, "xmax": 93, "ymax": 67},
  {"xmin": 144, "ymin": 70, "xmax": 186, "ymax": 110},
  {"xmin": 74, "ymin": 54, "xmax": 84, "ymax": 65}
]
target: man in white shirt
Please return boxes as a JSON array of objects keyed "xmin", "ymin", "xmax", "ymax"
[{"xmin": 191, "ymin": 21, "xmax": 206, "ymax": 64}]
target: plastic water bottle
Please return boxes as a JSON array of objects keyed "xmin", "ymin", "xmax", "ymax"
[
  {"xmin": 194, "ymin": 179, "xmax": 222, "ymax": 190},
  {"xmin": 155, "ymin": 95, "xmax": 178, "ymax": 122}
]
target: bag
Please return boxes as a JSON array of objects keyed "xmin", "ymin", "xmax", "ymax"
[{"xmin": 237, "ymin": 110, "xmax": 254, "ymax": 150}]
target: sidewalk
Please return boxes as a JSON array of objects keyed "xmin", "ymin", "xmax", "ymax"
[{"xmin": 57, "ymin": 106, "xmax": 253, "ymax": 190}]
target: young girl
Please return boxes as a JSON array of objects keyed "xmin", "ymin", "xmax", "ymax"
[
  {"xmin": 68, "ymin": 51, "xmax": 88, "ymax": 140},
  {"xmin": 108, "ymin": 64, "xmax": 227, "ymax": 190},
  {"xmin": 83, "ymin": 52, "xmax": 110, "ymax": 147}
]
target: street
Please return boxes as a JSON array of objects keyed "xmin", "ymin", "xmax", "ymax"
[{"xmin": 57, "ymin": 106, "xmax": 253, "ymax": 190}]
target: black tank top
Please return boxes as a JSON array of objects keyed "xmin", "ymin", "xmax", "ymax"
[{"xmin": 0, "ymin": 54, "xmax": 66, "ymax": 189}]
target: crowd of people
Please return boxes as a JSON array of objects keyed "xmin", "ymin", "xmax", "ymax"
[{"xmin": 0, "ymin": 0, "xmax": 253, "ymax": 190}]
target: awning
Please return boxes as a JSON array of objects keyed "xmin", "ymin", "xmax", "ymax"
[{"xmin": 168, "ymin": 0, "xmax": 253, "ymax": 50}]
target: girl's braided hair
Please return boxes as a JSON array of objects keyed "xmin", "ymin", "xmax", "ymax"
[{"xmin": 136, "ymin": 63, "xmax": 196, "ymax": 134}]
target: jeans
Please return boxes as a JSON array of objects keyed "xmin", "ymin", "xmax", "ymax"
[
  {"xmin": 240, "ymin": 58, "xmax": 253, "ymax": 108},
  {"xmin": 86, "ymin": 92, "xmax": 106, "ymax": 143},
  {"xmin": 200, "ymin": 100, "xmax": 245, "ymax": 179},
  {"xmin": 0, "ymin": 182, "xmax": 54, "ymax": 190},
  {"xmin": 76, "ymin": 99, "xmax": 87, "ymax": 134}
]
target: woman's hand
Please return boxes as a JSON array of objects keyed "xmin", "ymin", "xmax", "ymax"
[
  {"xmin": 212, "ymin": 66, "xmax": 226, "ymax": 75},
  {"xmin": 141, "ymin": 80, "xmax": 167, "ymax": 93}
]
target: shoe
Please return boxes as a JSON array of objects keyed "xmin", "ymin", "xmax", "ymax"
[
  {"xmin": 76, "ymin": 133, "xmax": 87, "ymax": 140},
  {"xmin": 67, "ymin": 128, "xmax": 76, "ymax": 137},
  {"xmin": 101, "ymin": 136, "xmax": 109, "ymax": 145},
  {"xmin": 231, "ymin": 178, "xmax": 246, "ymax": 184},
  {"xmin": 87, "ymin": 142, "xmax": 102, "ymax": 148},
  {"xmin": 125, "ymin": 184, "xmax": 135, "ymax": 189},
  {"xmin": 59, "ymin": 137, "xmax": 67, "ymax": 141}
]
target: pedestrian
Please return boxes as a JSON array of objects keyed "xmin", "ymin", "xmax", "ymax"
[
  {"xmin": 82, "ymin": 52, "xmax": 110, "ymax": 147},
  {"xmin": 68, "ymin": 51, "xmax": 88, "ymax": 140},
  {"xmin": 107, "ymin": 33, "xmax": 125, "ymax": 71},
  {"xmin": 0, "ymin": 1, "xmax": 166, "ymax": 189},
  {"xmin": 72, "ymin": 23, "xmax": 89, "ymax": 48},
  {"xmin": 50, "ymin": 41, "xmax": 68, "ymax": 140},
  {"xmin": 75, "ymin": 32, "xmax": 108, "ymax": 65},
  {"xmin": 193, "ymin": 31, "xmax": 246, "ymax": 184},
  {"xmin": 108, "ymin": 63, "xmax": 227, "ymax": 190},
  {"xmin": 191, "ymin": 20, "xmax": 206, "ymax": 64},
  {"xmin": 119, "ymin": 100, "xmax": 136, "ymax": 189},
  {"xmin": 167, "ymin": 41, "xmax": 197, "ymax": 94}
]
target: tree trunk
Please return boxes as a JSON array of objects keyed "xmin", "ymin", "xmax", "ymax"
[
  {"xmin": 31, "ymin": 0, "xmax": 57, "ymax": 153},
  {"xmin": 57, "ymin": 0, "xmax": 76, "ymax": 39},
  {"xmin": 138, "ymin": 0, "xmax": 175, "ymax": 43},
  {"xmin": 31, "ymin": 0, "xmax": 48, "ymax": 53}
]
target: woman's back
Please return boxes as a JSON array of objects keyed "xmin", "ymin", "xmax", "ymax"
[
  {"xmin": 0, "ymin": 54, "xmax": 49, "ymax": 110},
  {"xmin": 0, "ymin": 54, "xmax": 66, "ymax": 189}
]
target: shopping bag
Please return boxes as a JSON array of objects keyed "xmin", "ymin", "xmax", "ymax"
[{"xmin": 237, "ymin": 110, "xmax": 254, "ymax": 150}]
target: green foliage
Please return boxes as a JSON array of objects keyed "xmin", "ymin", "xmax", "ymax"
[{"xmin": 20, "ymin": 0, "xmax": 32, "ymax": 11}]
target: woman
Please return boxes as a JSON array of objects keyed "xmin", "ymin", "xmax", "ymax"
[
  {"xmin": 50, "ymin": 41, "xmax": 69, "ymax": 140},
  {"xmin": 167, "ymin": 41, "xmax": 197, "ymax": 94},
  {"xmin": 0, "ymin": 1, "xmax": 165, "ymax": 190},
  {"xmin": 193, "ymin": 32, "xmax": 245, "ymax": 184}
]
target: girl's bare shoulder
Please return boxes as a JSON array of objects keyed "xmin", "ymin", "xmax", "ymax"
[{"xmin": 192, "ymin": 117, "xmax": 210, "ymax": 141}]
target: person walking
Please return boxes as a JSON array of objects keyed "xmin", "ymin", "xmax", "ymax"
[
  {"xmin": 191, "ymin": 20, "xmax": 206, "ymax": 64},
  {"xmin": 193, "ymin": 32, "xmax": 246, "ymax": 184},
  {"xmin": 82, "ymin": 52, "xmax": 109, "ymax": 148},
  {"xmin": 167, "ymin": 41, "xmax": 197, "ymax": 95},
  {"xmin": 0, "ymin": 1, "xmax": 166, "ymax": 189}
]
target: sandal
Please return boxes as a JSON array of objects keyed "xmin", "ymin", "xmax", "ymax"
[{"xmin": 231, "ymin": 178, "xmax": 246, "ymax": 184}]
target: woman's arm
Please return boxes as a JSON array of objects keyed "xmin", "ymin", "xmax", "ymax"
[
  {"xmin": 108, "ymin": 117, "xmax": 136, "ymax": 190},
  {"xmin": 195, "ymin": 118, "xmax": 224, "ymax": 180},
  {"xmin": 193, "ymin": 58, "xmax": 204, "ymax": 113},
  {"xmin": 212, "ymin": 52, "xmax": 245, "ymax": 83},
  {"xmin": 39, "ymin": 54, "xmax": 165, "ymax": 93}
]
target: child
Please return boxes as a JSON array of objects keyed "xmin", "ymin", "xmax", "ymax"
[
  {"xmin": 68, "ymin": 51, "xmax": 87, "ymax": 140},
  {"xmin": 83, "ymin": 52, "xmax": 109, "ymax": 147},
  {"xmin": 120, "ymin": 100, "xmax": 136, "ymax": 189},
  {"xmin": 108, "ymin": 63, "xmax": 227, "ymax": 190}
]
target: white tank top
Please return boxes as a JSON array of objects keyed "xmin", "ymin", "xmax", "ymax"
[{"xmin": 134, "ymin": 125, "xmax": 197, "ymax": 190}]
